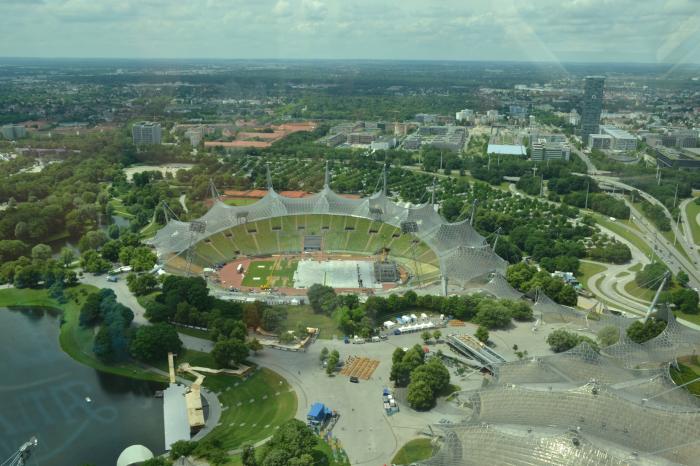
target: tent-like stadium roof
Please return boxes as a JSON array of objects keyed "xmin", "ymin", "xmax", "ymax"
[{"xmin": 148, "ymin": 167, "xmax": 507, "ymax": 288}]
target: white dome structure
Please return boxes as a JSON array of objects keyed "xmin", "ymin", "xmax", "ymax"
[{"xmin": 116, "ymin": 444, "xmax": 154, "ymax": 466}]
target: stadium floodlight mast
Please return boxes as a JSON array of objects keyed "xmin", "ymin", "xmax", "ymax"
[{"xmin": 185, "ymin": 220, "xmax": 207, "ymax": 276}]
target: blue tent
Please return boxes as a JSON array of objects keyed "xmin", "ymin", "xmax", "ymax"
[{"xmin": 307, "ymin": 402, "xmax": 332, "ymax": 423}]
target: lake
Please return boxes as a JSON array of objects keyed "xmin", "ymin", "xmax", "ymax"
[{"xmin": 0, "ymin": 308, "xmax": 165, "ymax": 466}]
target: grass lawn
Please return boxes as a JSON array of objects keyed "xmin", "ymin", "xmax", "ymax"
[
  {"xmin": 686, "ymin": 200, "xmax": 700, "ymax": 246},
  {"xmin": 594, "ymin": 214, "xmax": 653, "ymax": 259},
  {"xmin": 670, "ymin": 357, "xmax": 700, "ymax": 396},
  {"xmin": 577, "ymin": 261, "xmax": 607, "ymax": 289},
  {"xmin": 136, "ymin": 291, "xmax": 161, "ymax": 308},
  {"xmin": 203, "ymin": 368, "xmax": 297, "ymax": 451},
  {"xmin": 242, "ymin": 260, "xmax": 276, "ymax": 287},
  {"xmin": 272, "ymin": 258, "xmax": 298, "ymax": 287},
  {"xmin": 154, "ymin": 348, "xmax": 217, "ymax": 373},
  {"xmin": 622, "ymin": 281, "xmax": 654, "ymax": 302},
  {"xmin": 140, "ymin": 221, "xmax": 161, "ymax": 238},
  {"xmin": 224, "ymin": 197, "xmax": 259, "ymax": 206},
  {"xmin": 109, "ymin": 197, "xmax": 134, "ymax": 218},
  {"xmin": 282, "ymin": 304, "xmax": 341, "ymax": 339},
  {"xmin": 0, "ymin": 286, "xmax": 165, "ymax": 382},
  {"xmin": 391, "ymin": 438, "xmax": 435, "ymax": 465},
  {"xmin": 629, "ymin": 263, "xmax": 643, "ymax": 272},
  {"xmin": 675, "ymin": 311, "xmax": 700, "ymax": 326}
]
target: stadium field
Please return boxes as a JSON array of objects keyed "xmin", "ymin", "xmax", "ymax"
[{"xmin": 241, "ymin": 260, "xmax": 275, "ymax": 287}]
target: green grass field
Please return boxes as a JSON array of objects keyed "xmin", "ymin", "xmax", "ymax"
[
  {"xmin": 686, "ymin": 199, "xmax": 700, "ymax": 246},
  {"xmin": 203, "ymin": 368, "xmax": 297, "ymax": 451},
  {"xmin": 272, "ymin": 258, "xmax": 298, "ymax": 287},
  {"xmin": 391, "ymin": 438, "xmax": 434, "ymax": 465},
  {"xmin": 281, "ymin": 304, "xmax": 341, "ymax": 339},
  {"xmin": 0, "ymin": 286, "xmax": 165, "ymax": 382},
  {"xmin": 577, "ymin": 261, "xmax": 607, "ymax": 290},
  {"xmin": 224, "ymin": 197, "xmax": 259, "ymax": 206},
  {"xmin": 594, "ymin": 214, "xmax": 653, "ymax": 259},
  {"xmin": 671, "ymin": 357, "xmax": 700, "ymax": 396},
  {"xmin": 242, "ymin": 260, "xmax": 276, "ymax": 287},
  {"xmin": 675, "ymin": 310, "xmax": 700, "ymax": 326}
]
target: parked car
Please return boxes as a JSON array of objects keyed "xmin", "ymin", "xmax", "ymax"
[
  {"xmin": 349, "ymin": 376, "xmax": 359, "ymax": 383},
  {"xmin": 107, "ymin": 275, "xmax": 118, "ymax": 283}
]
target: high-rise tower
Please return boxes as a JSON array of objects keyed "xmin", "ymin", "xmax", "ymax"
[{"xmin": 580, "ymin": 76, "xmax": 605, "ymax": 146}]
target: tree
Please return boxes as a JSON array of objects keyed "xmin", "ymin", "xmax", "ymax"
[
  {"xmin": 421, "ymin": 330, "xmax": 432, "ymax": 344},
  {"xmin": 411, "ymin": 358, "xmax": 450, "ymax": 395},
  {"xmin": 473, "ymin": 300, "xmax": 512, "ymax": 329},
  {"xmin": 320, "ymin": 347, "xmax": 329, "ymax": 362},
  {"xmin": 93, "ymin": 327, "xmax": 115, "ymax": 362},
  {"xmin": 506, "ymin": 301, "xmax": 533, "ymax": 321},
  {"xmin": 31, "ymin": 243, "xmax": 52, "ymax": 261},
  {"xmin": 169, "ymin": 440, "xmax": 197, "ymax": 460},
  {"xmin": 242, "ymin": 443, "xmax": 257, "ymax": 466},
  {"xmin": 261, "ymin": 307, "xmax": 287, "ymax": 332},
  {"xmin": 80, "ymin": 250, "xmax": 111, "ymax": 274},
  {"xmin": 325, "ymin": 351, "xmax": 339, "ymax": 376},
  {"xmin": 546, "ymin": 329, "xmax": 581, "ymax": 353},
  {"xmin": 626, "ymin": 319, "xmax": 667, "ymax": 344},
  {"xmin": 78, "ymin": 230, "xmax": 108, "ymax": 252},
  {"xmin": 441, "ymin": 198, "xmax": 463, "ymax": 222},
  {"xmin": 307, "ymin": 284, "xmax": 337, "ymax": 314},
  {"xmin": 259, "ymin": 419, "xmax": 318, "ymax": 466},
  {"xmin": 212, "ymin": 338, "xmax": 250, "ymax": 368},
  {"xmin": 407, "ymin": 379, "xmax": 434, "ymax": 410},
  {"xmin": 130, "ymin": 323, "xmax": 182, "ymax": 363},
  {"xmin": 676, "ymin": 270, "xmax": 689, "ymax": 287},
  {"xmin": 59, "ymin": 247, "xmax": 75, "ymax": 267},
  {"xmin": 129, "ymin": 246, "xmax": 157, "ymax": 272},
  {"xmin": 142, "ymin": 457, "xmax": 171, "ymax": 466},
  {"xmin": 126, "ymin": 272, "xmax": 158, "ymax": 296},
  {"xmin": 0, "ymin": 239, "xmax": 28, "ymax": 262},
  {"xmin": 433, "ymin": 329, "xmax": 442, "ymax": 342},
  {"xmin": 597, "ymin": 326, "xmax": 620, "ymax": 347},
  {"xmin": 475, "ymin": 326, "xmax": 489, "ymax": 343},
  {"xmin": 79, "ymin": 292, "xmax": 103, "ymax": 327},
  {"xmin": 635, "ymin": 262, "xmax": 669, "ymax": 290},
  {"xmin": 248, "ymin": 338, "xmax": 263, "ymax": 354}
]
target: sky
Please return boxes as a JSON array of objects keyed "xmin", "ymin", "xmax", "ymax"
[{"xmin": 2, "ymin": 0, "xmax": 700, "ymax": 64}]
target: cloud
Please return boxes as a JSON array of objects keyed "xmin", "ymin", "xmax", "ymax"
[
  {"xmin": 272, "ymin": 0, "xmax": 291, "ymax": 17},
  {"xmin": 0, "ymin": 0, "xmax": 698, "ymax": 63}
]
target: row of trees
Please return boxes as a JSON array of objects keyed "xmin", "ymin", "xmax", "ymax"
[
  {"xmin": 79, "ymin": 288, "xmax": 183, "ymax": 363},
  {"xmin": 506, "ymin": 262, "xmax": 578, "ymax": 306},
  {"xmin": 546, "ymin": 317, "xmax": 669, "ymax": 354}
]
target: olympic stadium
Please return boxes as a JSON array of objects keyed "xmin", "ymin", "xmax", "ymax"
[
  {"xmin": 148, "ymin": 166, "xmax": 507, "ymax": 295},
  {"xmin": 148, "ymin": 166, "xmax": 700, "ymax": 466}
]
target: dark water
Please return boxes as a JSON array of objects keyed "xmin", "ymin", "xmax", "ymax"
[{"xmin": 0, "ymin": 308, "xmax": 165, "ymax": 466}]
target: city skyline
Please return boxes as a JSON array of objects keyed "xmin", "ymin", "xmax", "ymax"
[{"xmin": 1, "ymin": 0, "xmax": 699, "ymax": 64}]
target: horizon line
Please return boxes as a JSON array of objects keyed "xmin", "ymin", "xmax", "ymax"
[{"xmin": 0, "ymin": 56, "xmax": 698, "ymax": 67}]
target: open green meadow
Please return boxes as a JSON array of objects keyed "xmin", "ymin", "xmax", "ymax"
[{"xmin": 203, "ymin": 367, "xmax": 297, "ymax": 451}]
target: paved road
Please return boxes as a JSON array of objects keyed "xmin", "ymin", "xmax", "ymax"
[{"xmin": 80, "ymin": 273, "xmax": 149, "ymax": 325}]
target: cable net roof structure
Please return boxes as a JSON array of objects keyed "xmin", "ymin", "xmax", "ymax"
[
  {"xmin": 148, "ymin": 183, "xmax": 506, "ymax": 288},
  {"xmin": 415, "ymin": 305, "xmax": 700, "ymax": 466},
  {"xmin": 417, "ymin": 425, "xmax": 661, "ymax": 466}
]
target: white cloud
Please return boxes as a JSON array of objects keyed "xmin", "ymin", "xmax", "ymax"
[{"xmin": 0, "ymin": 0, "xmax": 698, "ymax": 63}]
